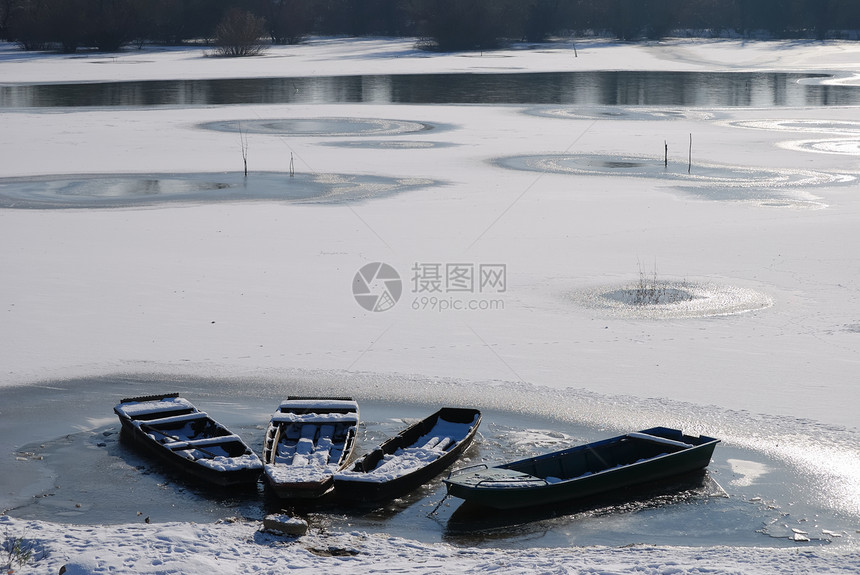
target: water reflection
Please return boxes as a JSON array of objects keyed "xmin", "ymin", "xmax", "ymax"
[{"xmin": 2, "ymin": 71, "xmax": 854, "ymax": 108}]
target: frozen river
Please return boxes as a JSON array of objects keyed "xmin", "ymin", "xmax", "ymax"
[{"xmin": 2, "ymin": 38, "xmax": 859, "ymax": 573}]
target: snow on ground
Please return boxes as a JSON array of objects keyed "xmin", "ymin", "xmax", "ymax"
[
  {"xmin": 2, "ymin": 38, "xmax": 860, "ymax": 573},
  {"xmin": 2, "ymin": 37, "xmax": 860, "ymax": 83},
  {"xmin": 0, "ymin": 512, "xmax": 850, "ymax": 575},
  {"xmin": 3, "ymin": 513, "xmax": 857, "ymax": 575}
]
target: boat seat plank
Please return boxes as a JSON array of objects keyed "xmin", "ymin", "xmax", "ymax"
[
  {"xmin": 421, "ymin": 436, "xmax": 453, "ymax": 451},
  {"xmin": 165, "ymin": 434, "xmax": 242, "ymax": 451},
  {"xmin": 626, "ymin": 432, "xmax": 692, "ymax": 449},
  {"xmin": 319, "ymin": 425, "xmax": 335, "ymax": 441},
  {"xmin": 270, "ymin": 412, "xmax": 358, "ymax": 425},
  {"xmin": 295, "ymin": 437, "xmax": 315, "ymax": 456},
  {"xmin": 116, "ymin": 398, "xmax": 195, "ymax": 418},
  {"xmin": 422, "ymin": 436, "xmax": 441, "ymax": 449},
  {"xmin": 287, "ymin": 425, "xmax": 316, "ymax": 464},
  {"xmin": 278, "ymin": 399, "xmax": 357, "ymax": 411},
  {"xmin": 138, "ymin": 412, "xmax": 209, "ymax": 427}
]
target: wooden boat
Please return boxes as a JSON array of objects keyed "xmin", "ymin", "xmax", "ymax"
[
  {"xmin": 333, "ymin": 407, "xmax": 482, "ymax": 502},
  {"xmin": 114, "ymin": 393, "xmax": 262, "ymax": 487},
  {"xmin": 262, "ymin": 397, "xmax": 359, "ymax": 499},
  {"xmin": 443, "ymin": 427, "xmax": 719, "ymax": 510}
]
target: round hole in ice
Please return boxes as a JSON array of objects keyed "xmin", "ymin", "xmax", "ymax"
[
  {"xmin": 568, "ymin": 280, "xmax": 773, "ymax": 319},
  {"xmin": 602, "ymin": 286, "xmax": 698, "ymax": 306},
  {"xmin": 600, "ymin": 161, "xmax": 645, "ymax": 169}
]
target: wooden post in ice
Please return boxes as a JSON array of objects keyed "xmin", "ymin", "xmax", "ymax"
[
  {"xmin": 664, "ymin": 140, "xmax": 668, "ymax": 168},
  {"xmin": 688, "ymin": 133, "xmax": 693, "ymax": 173},
  {"xmin": 240, "ymin": 127, "xmax": 249, "ymax": 177}
]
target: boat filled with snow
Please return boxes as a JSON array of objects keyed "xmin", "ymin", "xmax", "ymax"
[
  {"xmin": 333, "ymin": 407, "xmax": 482, "ymax": 502},
  {"xmin": 262, "ymin": 397, "xmax": 360, "ymax": 499},
  {"xmin": 113, "ymin": 393, "xmax": 263, "ymax": 487},
  {"xmin": 443, "ymin": 427, "xmax": 719, "ymax": 510}
]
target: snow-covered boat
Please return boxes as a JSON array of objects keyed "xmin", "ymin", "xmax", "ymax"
[
  {"xmin": 262, "ymin": 397, "xmax": 360, "ymax": 499},
  {"xmin": 333, "ymin": 407, "xmax": 482, "ymax": 502},
  {"xmin": 443, "ymin": 427, "xmax": 719, "ymax": 510},
  {"xmin": 114, "ymin": 393, "xmax": 263, "ymax": 487}
]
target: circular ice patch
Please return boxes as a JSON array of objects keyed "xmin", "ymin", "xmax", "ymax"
[
  {"xmin": 200, "ymin": 117, "xmax": 435, "ymax": 137},
  {"xmin": 780, "ymin": 138, "xmax": 860, "ymax": 156},
  {"xmin": 728, "ymin": 119, "xmax": 860, "ymax": 157},
  {"xmin": 497, "ymin": 153, "xmax": 815, "ymax": 184},
  {"xmin": 728, "ymin": 119, "xmax": 860, "ymax": 135},
  {"xmin": 494, "ymin": 153, "xmax": 845, "ymax": 208},
  {"xmin": 568, "ymin": 280, "xmax": 773, "ymax": 319},
  {"xmin": 746, "ymin": 198, "xmax": 827, "ymax": 209},
  {"xmin": 525, "ymin": 106, "xmax": 716, "ymax": 122},
  {"xmin": 0, "ymin": 172, "xmax": 436, "ymax": 209}
]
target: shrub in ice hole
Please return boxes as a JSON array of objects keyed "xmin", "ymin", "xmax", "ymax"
[{"xmin": 631, "ymin": 262, "xmax": 693, "ymax": 306}]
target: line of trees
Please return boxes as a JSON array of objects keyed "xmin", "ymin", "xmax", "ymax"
[{"xmin": 3, "ymin": 0, "xmax": 860, "ymax": 53}]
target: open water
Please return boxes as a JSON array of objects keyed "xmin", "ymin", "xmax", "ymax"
[{"xmin": 2, "ymin": 71, "xmax": 860, "ymax": 108}]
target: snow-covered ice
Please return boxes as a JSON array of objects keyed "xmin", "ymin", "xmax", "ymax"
[{"xmin": 2, "ymin": 37, "xmax": 860, "ymax": 573}]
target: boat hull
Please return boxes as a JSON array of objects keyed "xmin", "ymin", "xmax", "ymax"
[
  {"xmin": 334, "ymin": 407, "xmax": 482, "ymax": 502},
  {"xmin": 444, "ymin": 427, "xmax": 719, "ymax": 510},
  {"xmin": 262, "ymin": 397, "xmax": 360, "ymax": 499},
  {"xmin": 114, "ymin": 393, "xmax": 262, "ymax": 487},
  {"xmin": 118, "ymin": 421, "xmax": 262, "ymax": 487}
]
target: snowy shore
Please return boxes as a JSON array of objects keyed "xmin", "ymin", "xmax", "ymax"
[
  {"xmin": 2, "ymin": 37, "xmax": 860, "ymax": 573},
  {"xmin": 4, "ymin": 513, "xmax": 856, "ymax": 575}
]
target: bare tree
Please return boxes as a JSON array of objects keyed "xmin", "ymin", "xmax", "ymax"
[{"xmin": 214, "ymin": 8, "xmax": 267, "ymax": 57}]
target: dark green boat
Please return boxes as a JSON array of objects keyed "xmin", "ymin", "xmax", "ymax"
[{"xmin": 443, "ymin": 427, "xmax": 719, "ymax": 510}]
